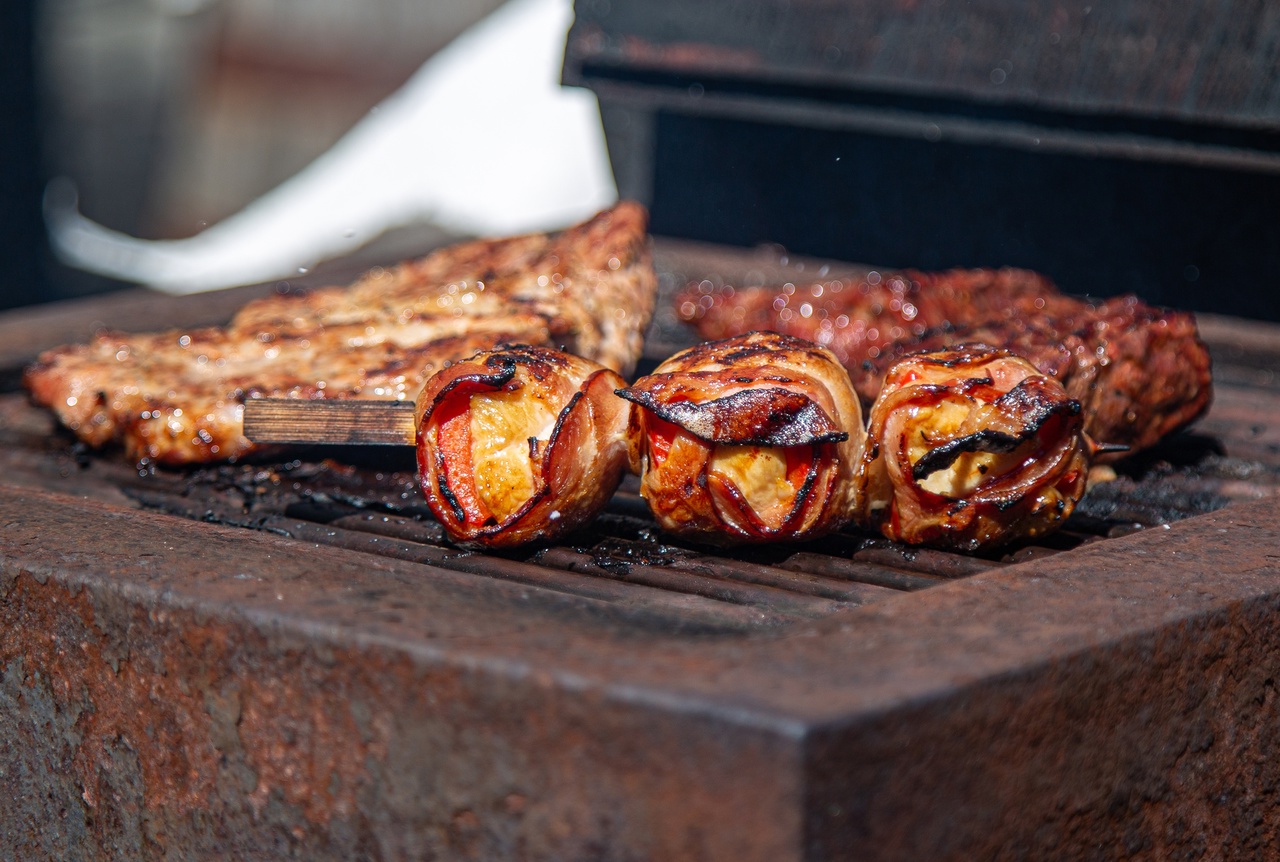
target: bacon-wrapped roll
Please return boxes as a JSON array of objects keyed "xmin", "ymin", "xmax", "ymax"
[
  {"xmin": 858, "ymin": 345, "xmax": 1089, "ymax": 552},
  {"xmin": 617, "ymin": 332, "xmax": 865, "ymax": 545},
  {"xmin": 415, "ymin": 345, "xmax": 630, "ymax": 549}
]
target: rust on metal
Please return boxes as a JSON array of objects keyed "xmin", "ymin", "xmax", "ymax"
[
  {"xmin": 4, "ymin": 241, "xmax": 1280, "ymax": 858},
  {"xmin": 0, "ymin": 490, "xmax": 806, "ymax": 860},
  {"xmin": 6, "ymin": 486, "xmax": 1280, "ymax": 858}
]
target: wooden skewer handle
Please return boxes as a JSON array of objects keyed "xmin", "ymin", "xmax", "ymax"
[{"xmin": 243, "ymin": 398, "xmax": 418, "ymax": 446}]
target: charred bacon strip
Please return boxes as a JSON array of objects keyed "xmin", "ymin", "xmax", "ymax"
[
  {"xmin": 415, "ymin": 345, "xmax": 630, "ymax": 549},
  {"xmin": 617, "ymin": 332, "xmax": 865, "ymax": 545},
  {"xmin": 677, "ymin": 268, "xmax": 1212, "ymax": 457},
  {"xmin": 859, "ymin": 346, "xmax": 1089, "ymax": 552}
]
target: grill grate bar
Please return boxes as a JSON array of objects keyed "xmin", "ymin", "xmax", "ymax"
[
  {"xmin": 283, "ymin": 488, "xmax": 912, "ymax": 603},
  {"xmin": 649, "ymin": 547, "xmax": 899, "ymax": 604},
  {"xmin": 776, "ymin": 552, "xmax": 945, "ymax": 591},
  {"xmin": 845, "ymin": 542, "xmax": 1007, "ymax": 579},
  {"xmin": 124, "ymin": 487, "xmax": 793, "ymax": 632},
  {"xmin": 531, "ymin": 547, "xmax": 853, "ymax": 618},
  {"xmin": 563, "ymin": 535, "xmax": 901, "ymax": 601},
  {"xmin": 327, "ymin": 512, "xmax": 448, "ymax": 545}
]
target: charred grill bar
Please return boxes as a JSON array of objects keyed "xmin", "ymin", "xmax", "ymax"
[{"xmin": 1, "ymin": 238, "xmax": 1280, "ymax": 859}]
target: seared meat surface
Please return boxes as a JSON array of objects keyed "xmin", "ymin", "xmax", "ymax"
[
  {"xmin": 25, "ymin": 203, "xmax": 656, "ymax": 465},
  {"xmin": 677, "ymin": 268, "xmax": 1211, "ymax": 455},
  {"xmin": 678, "ymin": 267, "xmax": 1054, "ymax": 359}
]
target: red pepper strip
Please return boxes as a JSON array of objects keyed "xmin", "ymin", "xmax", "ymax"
[
  {"xmin": 645, "ymin": 415, "xmax": 681, "ymax": 468},
  {"xmin": 431, "ymin": 387, "xmax": 495, "ymax": 530},
  {"xmin": 780, "ymin": 443, "xmax": 835, "ymax": 533}
]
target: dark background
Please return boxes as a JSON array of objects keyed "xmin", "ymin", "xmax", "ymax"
[
  {"xmin": 647, "ymin": 110, "xmax": 1280, "ymax": 321},
  {"xmin": 0, "ymin": 0, "xmax": 49, "ymax": 310}
]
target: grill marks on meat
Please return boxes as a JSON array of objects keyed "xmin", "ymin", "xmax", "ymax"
[
  {"xmin": 25, "ymin": 202, "xmax": 656, "ymax": 465},
  {"xmin": 677, "ymin": 268, "xmax": 1212, "ymax": 455}
]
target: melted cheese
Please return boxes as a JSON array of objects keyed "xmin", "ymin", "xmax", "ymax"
[
  {"xmin": 709, "ymin": 445, "xmax": 795, "ymax": 527},
  {"xmin": 908, "ymin": 400, "xmax": 1036, "ymax": 497},
  {"xmin": 916, "ymin": 445, "xmax": 1033, "ymax": 497},
  {"xmin": 469, "ymin": 390, "xmax": 558, "ymax": 521}
]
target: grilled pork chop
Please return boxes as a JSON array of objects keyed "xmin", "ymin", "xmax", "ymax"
[{"xmin": 25, "ymin": 202, "xmax": 656, "ymax": 465}]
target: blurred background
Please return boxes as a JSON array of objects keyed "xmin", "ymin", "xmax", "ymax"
[
  {"xmin": 1, "ymin": 0, "xmax": 505, "ymax": 311},
  {"xmin": 4, "ymin": 0, "xmax": 1279, "ymax": 319}
]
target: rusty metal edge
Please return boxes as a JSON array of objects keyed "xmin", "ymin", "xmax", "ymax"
[
  {"xmin": 6, "ymin": 486, "xmax": 1280, "ymax": 727},
  {"xmin": 6, "ymin": 487, "xmax": 1280, "ymax": 858},
  {"xmin": 0, "ymin": 485, "xmax": 811, "ymax": 860}
]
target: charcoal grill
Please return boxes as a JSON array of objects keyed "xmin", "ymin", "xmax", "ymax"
[{"xmin": 2, "ymin": 237, "xmax": 1280, "ymax": 860}]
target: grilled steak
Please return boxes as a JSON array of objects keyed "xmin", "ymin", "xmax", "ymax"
[
  {"xmin": 677, "ymin": 267, "xmax": 1056, "ymax": 361},
  {"xmin": 677, "ymin": 268, "xmax": 1212, "ymax": 455},
  {"xmin": 25, "ymin": 202, "xmax": 656, "ymax": 465}
]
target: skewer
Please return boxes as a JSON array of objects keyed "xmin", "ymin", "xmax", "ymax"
[{"xmin": 243, "ymin": 398, "xmax": 416, "ymax": 446}]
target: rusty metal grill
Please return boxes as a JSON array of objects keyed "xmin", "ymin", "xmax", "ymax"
[
  {"xmin": 105, "ymin": 439, "xmax": 1274, "ymax": 626},
  {"xmin": 4, "ymin": 353, "xmax": 1278, "ymax": 639},
  {"xmin": 4, "ymin": 241, "xmax": 1280, "ymax": 860}
]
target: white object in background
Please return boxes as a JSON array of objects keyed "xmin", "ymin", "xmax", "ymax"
[{"xmin": 45, "ymin": 0, "xmax": 617, "ymax": 294}]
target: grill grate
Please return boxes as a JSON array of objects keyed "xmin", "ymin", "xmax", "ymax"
[{"xmin": 103, "ymin": 428, "xmax": 1268, "ymax": 635}]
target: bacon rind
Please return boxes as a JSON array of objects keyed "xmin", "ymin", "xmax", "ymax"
[{"xmin": 414, "ymin": 345, "xmax": 630, "ymax": 549}]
